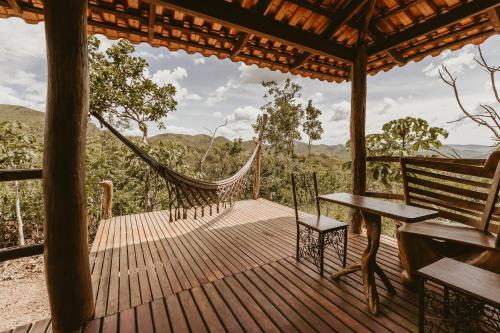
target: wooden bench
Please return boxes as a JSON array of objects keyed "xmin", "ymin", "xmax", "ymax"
[
  {"xmin": 397, "ymin": 152, "xmax": 500, "ymax": 286},
  {"xmin": 417, "ymin": 258, "xmax": 500, "ymax": 332}
]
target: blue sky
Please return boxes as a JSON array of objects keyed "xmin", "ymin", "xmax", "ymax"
[{"xmin": 0, "ymin": 18, "xmax": 499, "ymax": 146}]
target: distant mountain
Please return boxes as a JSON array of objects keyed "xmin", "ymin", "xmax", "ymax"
[
  {"xmin": 0, "ymin": 104, "xmax": 44, "ymax": 124},
  {"xmin": 1, "ymin": 104, "xmax": 494, "ymax": 159}
]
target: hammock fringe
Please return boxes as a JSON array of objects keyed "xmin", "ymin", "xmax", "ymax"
[{"xmin": 91, "ymin": 112, "xmax": 265, "ymax": 221}]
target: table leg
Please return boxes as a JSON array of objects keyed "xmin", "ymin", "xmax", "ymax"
[
  {"xmin": 361, "ymin": 211, "xmax": 381, "ymax": 315},
  {"xmin": 330, "ymin": 211, "xmax": 395, "ymax": 315}
]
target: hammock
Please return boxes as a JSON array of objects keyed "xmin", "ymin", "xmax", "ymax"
[{"xmin": 91, "ymin": 112, "xmax": 265, "ymax": 221}]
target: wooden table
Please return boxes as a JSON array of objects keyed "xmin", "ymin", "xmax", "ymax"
[{"xmin": 319, "ymin": 192, "xmax": 439, "ymax": 315}]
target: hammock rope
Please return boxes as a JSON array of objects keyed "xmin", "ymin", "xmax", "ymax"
[{"xmin": 91, "ymin": 112, "xmax": 266, "ymax": 221}]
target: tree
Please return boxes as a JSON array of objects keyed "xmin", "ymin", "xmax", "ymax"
[
  {"xmin": 89, "ymin": 36, "xmax": 178, "ymax": 211},
  {"xmin": 348, "ymin": 117, "xmax": 448, "ymax": 185},
  {"xmin": 439, "ymin": 45, "xmax": 499, "ymax": 146},
  {"xmin": 200, "ymin": 120, "xmax": 227, "ymax": 173},
  {"xmin": 303, "ymin": 100, "xmax": 324, "ymax": 155},
  {"xmin": 254, "ymin": 79, "xmax": 304, "ymax": 156},
  {"xmin": 0, "ymin": 121, "xmax": 39, "ymax": 245}
]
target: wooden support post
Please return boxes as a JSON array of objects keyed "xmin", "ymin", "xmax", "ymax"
[
  {"xmin": 99, "ymin": 180, "xmax": 113, "ymax": 219},
  {"xmin": 253, "ymin": 114, "xmax": 267, "ymax": 199},
  {"xmin": 43, "ymin": 1, "xmax": 94, "ymax": 331},
  {"xmin": 349, "ymin": 45, "xmax": 367, "ymax": 234}
]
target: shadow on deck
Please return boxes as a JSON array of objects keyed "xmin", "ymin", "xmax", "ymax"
[{"xmin": 3, "ymin": 199, "xmax": 418, "ymax": 333}]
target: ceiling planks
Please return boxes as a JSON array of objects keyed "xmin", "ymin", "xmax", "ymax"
[{"xmin": 368, "ymin": 0, "xmax": 499, "ymax": 56}]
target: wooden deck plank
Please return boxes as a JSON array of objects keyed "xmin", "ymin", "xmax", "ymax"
[{"xmin": 8, "ymin": 199, "xmax": 426, "ymax": 333}]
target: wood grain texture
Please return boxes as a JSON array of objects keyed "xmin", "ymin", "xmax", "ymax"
[
  {"xmin": 43, "ymin": 0, "xmax": 94, "ymax": 331},
  {"xmin": 7, "ymin": 199, "xmax": 431, "ymax": 332},
  {"xmin": 319, "ymin": 192, "xmax": 438, "ymax": 222},
  {"xmin": 417, "ymin": 258, "xmax": 500, "ymax": 307},
  {"xmin": 349, "ymin": 45, "xmax": 367, "ymax": 234},
  {"xmin": 0, "ymin": 1, "xmax": 496, "ymax": 82}
]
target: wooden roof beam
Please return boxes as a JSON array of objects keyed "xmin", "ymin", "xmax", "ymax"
[
  {"xmin": 148, "ymin": 3, "xmax": 156, "ymax": 42},
  {"xmin": 231, "ymin": 0, "xmax": 272, "ymax": 60},
  {"xmin": 367, "ymin": 27, "xmax": 406, "ymax": 65},
  {"xmin": 289, "ymin": 52, "xmax": 312, "ymax": 71},
  {"xmin": 146, "ymin": 0, "xmax": 354, "ymax": 63},
  {"xmin": 368, "ymin": 0, "xmax": 499, "ymax": 56},
  {"xmin": 488, "ymin": 6, "xmax": 500, "ymax": 32},
  {"xmin": 6, "ymin": 0, "xmax": 21, "ymax": 14},
  {"xmin": 231, "ymin": 33, "xmax": 250, "ymax": 59},
  {"xmin": 321, "ymin": 0, "xmax": 370, "ymax": 39}
]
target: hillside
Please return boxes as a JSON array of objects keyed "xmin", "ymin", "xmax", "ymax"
[
  {"xmin": 0, "ymin": 104, "xmax": 493, "ymax": 159},
  {"xmin": 0, "ymin": 104, "xmax": 44, "ymax": 124}
]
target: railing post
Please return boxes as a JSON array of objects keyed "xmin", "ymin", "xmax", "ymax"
[
  {"xmin": 43, "ymin": 0, "xmax": 94, "ymax": 331},
  {"xmin": 253, "ymin": 114, "xmax": 267, "ymax": 200},
  {"xmin": 99, "ymin": 180, "xmax": 113, "ymax": 219},
  {"xmin": 350, "ymin": 45, "xmax": 368, "ymax": 234}
]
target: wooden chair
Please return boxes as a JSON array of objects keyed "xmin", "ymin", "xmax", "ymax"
[
  {"xmin": 397, "ymin": 152, "xmax": 500, "ymax": 286},
  {"xmin": 291, "ymin": 172, "xmax": 348, "ymax": 276}
]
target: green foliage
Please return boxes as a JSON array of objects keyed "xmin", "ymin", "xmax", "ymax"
[
  {"xmin": 89, "ymin": 36, "xmax": 177, "ymax": 141},
  {"xmin": 254, "ymin": 79, "xmax": 304, "ymax": 156},
  {"xmin": 350, "ymin": 117, "xmax": 448, "ymax": 186},
  {"xmin": 303, "ymin": 100, "xmax": 324, "ymax": 154}
]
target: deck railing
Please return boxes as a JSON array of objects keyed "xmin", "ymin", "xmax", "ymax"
[
  {"xmin": 364, "ymin": 156, "xmax": 487, "ymax": 201},
  {"xmin": 0, "ymin": 169, "xmax": 44, "ymax": 262}
]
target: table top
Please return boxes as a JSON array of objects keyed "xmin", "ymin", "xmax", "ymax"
[
  {"xmin": 418, "ymin": 258, "xmax": 500, "ymax": 307},
  {"xmin": 318, "ymin": 192, "xmax": 439, "ymax": 222}
]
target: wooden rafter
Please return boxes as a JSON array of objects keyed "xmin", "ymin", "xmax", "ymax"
[
  {"xmin": 0, "ymin": 0, "xmax": 497, "ymax": 82},
  {"xmin": 148, "ymin": 3, "xmax": 156, "ymax": 42},
  {"xmin": 488, "ymin": 6, "xmax": 500, "ymax": 32},
  {"xmin": 231, "ymin": 33, "xmax": 250, "ymax": 59},
  {"xmin": 368, "ymin": 0, "xmax": 499, "ymax": 56},
  {"xmin": 231, "ymin": 0, "xmax": 272, "ymax": 60},
  {"xmin": 321, "ymin": 0, "xmax": 370, "ymax": 38},
  {"xmin": 373, "ymin": 0, "xmax": 425, "ymax": 24},
  {"xmin": 367, "ymin": 27, "xmax": 406, "ymax": 65},
  {"xmin": 146, "ymin": 0, "xmax": 354, "ymax": 63},
  {"xmin": 6, "ymin": 0, "xmax": 21, "ymax": 14},
  {"xmin": 289, "ymin": 51, "xmax": 312, "ymax": 71}
]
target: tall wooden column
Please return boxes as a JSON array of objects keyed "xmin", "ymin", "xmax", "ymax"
[
  {"xmin": 349, "ymin": 45, "xmax": 368, "ymax": 234},
  {"xmin": 43, "ymin": 1, "xmax": 94, "ymax": 331}
]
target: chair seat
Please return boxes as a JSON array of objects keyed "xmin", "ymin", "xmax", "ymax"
[
  {"xmin": 399, "ymin": 220, "xmax": 497, "ymax": 251},
  {"xmin": 298, "ymin": 215, "xmax": 348, "ymax": 232}
]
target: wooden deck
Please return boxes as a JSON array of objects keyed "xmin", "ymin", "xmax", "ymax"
[{"xmin": 3, "ymin": 199, "xmax": 420, "ymax": 333}]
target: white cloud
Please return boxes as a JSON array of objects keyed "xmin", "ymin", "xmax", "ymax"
[
  {"xmin": 193, "ymin": 57, "xmax": 206, "ymax": 65},
  {"xmin": 206, "ymin": 80, "xmax": 240, "ymax": 106},
  {"xmin": 150, "ymin": 67, "xmax": 201, "ymax": 103},
  {"xmin": 165, "ymin": 124, "xmax": 197, "ymax": 135},
  {"xmin": 212, "ymin": 111, "xmax": 223, "ymax": 118},
  {"xmin": 329, "ymin": 101, "xmax": 350, "ymax": 121},
  {"xmin": 371, "ymin": 97, "xmax": 397, "ymax": 114},
  {"xmin": 422, "ymin": 49, "xmax": 477, "ymax": 77},
  {"xmin": 225, "ymin": 106, "xmax": 260, "ymax": 122},
  {"xmin": 136, "ymin": 50, "xmax": 168, "ymax": 60},
  {"xmin": 238, "ymin": 63, "xmax": 290, "ymax": 84}
]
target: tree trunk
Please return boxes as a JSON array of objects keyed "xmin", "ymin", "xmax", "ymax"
[
  {"xmin": 142, "ymin": 127, "xmax": 152, "ymax": 211},
  {"xmin": 349, "ymin": 45, "xmax": 368, "ymax": 234},
  {"xmin": 308, "ymin": 138, "xmax": 312, "ymax": 156},
  {"xmin": 14, "ymin": 181, "xmax": 25, "ymax": 245},
  {"xmin": 43, "ymin": 1, "xmax": 94, "ymax": 331}
]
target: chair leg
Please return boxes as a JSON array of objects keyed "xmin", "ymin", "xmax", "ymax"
[
  {"xmin": 319, "ymin": 232, "xmax": 325, "ymax": 277},
  {"xmin": 296, "ymin": 223, "xmax": 300, "ymax": 261},
  {"xmin": 342, "ymin": 228, "xmax": 348, "ymax": 268}
]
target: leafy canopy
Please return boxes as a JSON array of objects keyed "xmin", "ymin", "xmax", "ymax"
[
  {"xmin": 303, "ymin": 100, "xmax": 324, "ymax": 153},
  {"xmin": 88, "ymin": 36, "xmax": 177, "ymax": 142},
  {"xmin": 0, "ymin": 121, "xmax": 38, "ymax": 168},
  {"xmin": 254, "ymin": 79, "xmax": 304, "ymax": 156}
]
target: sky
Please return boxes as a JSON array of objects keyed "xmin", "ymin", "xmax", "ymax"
[{"xmin": 0, "ymin": 18, "xmax": 499, "ymax": 146}]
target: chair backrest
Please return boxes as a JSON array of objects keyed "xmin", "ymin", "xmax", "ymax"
[
  {"xmin": 401, "ymin": 152, "xmax": 500, "ymax": 238},
  {"xmin": 291, "ymin": 172, "xmax": 320, "ymax": 221}
]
